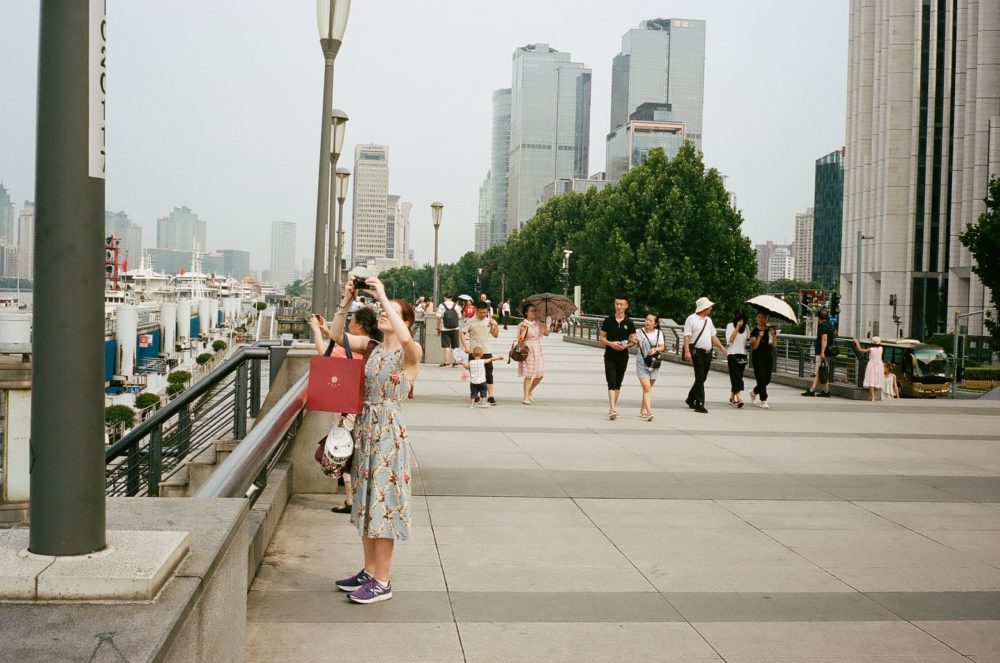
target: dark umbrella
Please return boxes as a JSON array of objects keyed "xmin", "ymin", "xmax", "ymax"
[
  {"xmin": 522, "ymin": 293, "xmax": 577, "ymax": 321},
  {"xmin": 745, "ymin": 295, "xmax": 798, "ymax": 325}
]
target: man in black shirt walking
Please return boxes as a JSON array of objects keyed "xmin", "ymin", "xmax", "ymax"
[
  {"xmin": 599, "ymin": 294, "xmax": 637, "ymax": 420},
  {"xmin": 803, "ymin": 308, "xmax": 835, "ymax": 397}
]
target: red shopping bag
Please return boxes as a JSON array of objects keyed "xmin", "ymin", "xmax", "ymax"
[{"xmin": 306, "ymin": 336, "xmax": 376, "ymax": 414}]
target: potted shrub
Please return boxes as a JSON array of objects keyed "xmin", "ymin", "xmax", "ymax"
[
  {"xmin": 105, "ymin": 404, "xmax": 136, "ymax": 429},
  {"xmin": 212, "ymin": 340, "xmax": 228, "ymax": 352},
  {"xmin": 134, "ymin": 392, "xmax": 161, "ymax": 412},
  {"xmin": 196, "ymin": 352, "xmax": 214, "ymax": 366},
  {"xmin": 167, "ymin": 370, "xmax": 192, "ymax": 386}
]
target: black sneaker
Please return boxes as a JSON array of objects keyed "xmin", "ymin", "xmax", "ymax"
[
  {"xmin": 801, "ymin": 390, "xmax": 815, "ymax": 397},
  {"xmin": 487, "ymin": 397, "xmax": 497, "ymax": 406},
  {"xmin": 694, "ymin": 404, "xmax": 709, "ymax": 414},
  {"xmin": 685, "ymin": 398, "xmax": 696, "ymax": 410},
  {"xmin": 817, "ymin": 391, "xmax": 831, "ymax": 398}
]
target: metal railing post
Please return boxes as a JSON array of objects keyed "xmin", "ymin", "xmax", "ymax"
[
  {"xmin": 235, "ymin": 361, "xmax": 249, "ymax": 439},
  {"xmin": 178, "ymin": 405, "xmax": 191, "ymax": 458},
  {"xmin": 148, "ymin": 425, "xmax": 163, "ymax": 497},
  {"xmin": 126, "ymin": 442, "xmax": 141, "ymax": 497},
  {"xmin": 250, "ymin": 358, "xmax": 262, "ymax": 417}
]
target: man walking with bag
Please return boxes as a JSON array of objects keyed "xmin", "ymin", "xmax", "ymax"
[
  {"xmin": 683, "ymin": 297, "xmax": 728, "ymax": 413},
  {"xmin": 436, "ymin": 292, "xmax": 462, "ymax": 366},
  {"xmin": 802, "ymin": 308, "xmax": 835, "ymax": 397}
]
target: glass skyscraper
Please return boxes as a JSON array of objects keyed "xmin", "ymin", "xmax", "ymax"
[
  {"xmin": 812, "ymin": 149, "xmax": 843, "ymax": 289},
  {"xmin": 605, "ymin": 102, "xmax": 686, "ymax": 180},
  {"xmin": 609, "ymin": 18, "xmax": 706, "ymax": 153},
  {"xmin": 489, "ymin": 88, "xmax": 511, "ymax": 246},
  {"xmin": 507, "ymin": 44, "xmax": 591, "ymax": 234}
]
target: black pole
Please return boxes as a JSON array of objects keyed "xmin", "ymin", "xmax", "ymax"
[{"xmin": 30, "ymin": 0, "xmax": 108, "ymax": 555}]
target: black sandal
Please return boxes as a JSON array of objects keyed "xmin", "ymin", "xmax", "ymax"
[{"xmin": 330, "ymin": 503, "xmax": 352, "ymax": 513}]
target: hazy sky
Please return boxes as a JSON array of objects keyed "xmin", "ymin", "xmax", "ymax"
[{"xmin": 1, "ymin": 1, "xmax": 848, "ymax": 272}]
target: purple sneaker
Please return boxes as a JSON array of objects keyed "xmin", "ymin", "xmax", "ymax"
[
  {"xmin": 348, "ymin": 578, "xmax": 392, "ymax": 604},
  {"xmin": 335, "ymin": 569, "xmax": 373, "ymax": 592}
]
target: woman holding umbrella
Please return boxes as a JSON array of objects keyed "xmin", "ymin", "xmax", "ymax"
[
  {"xmin": 517, "ymin": 302, "xmax": 550, "ymax": 403},
  {"xmin": 748, "ymin": 311, "xmax": 777, "ymax": 408}
]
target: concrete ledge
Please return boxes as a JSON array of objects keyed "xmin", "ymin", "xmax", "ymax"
[
  {"xmin": 247, "ymin": 462, "xmax": 291, "ymax": 588},
  {"xmin": 0, "ymin": 529, "xmax": 189, "ymax": 601},
  {"xmin": 562, "ymin": 334, "xmax": 870, "ymax": 400}
]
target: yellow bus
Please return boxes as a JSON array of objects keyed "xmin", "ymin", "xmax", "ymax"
[{"xmin": 879, "ymin": 339, "xmax": 952, "ymax": 398}]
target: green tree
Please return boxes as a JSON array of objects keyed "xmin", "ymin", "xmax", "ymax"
[
  {"xmin": 284, "ymin": 279, "xmax": 305, "ymax": 297},
  {"xmin": 134, "ymin": 392, "xmax": 161, "ymax": 411},
  {"xmin": 959, "ymin": 175, "xmax": 1000, "ymax": 351},
  {"xmin": 105, "ymin": 404, "xmax": 136, "ymax": 428},
  {"xmin": 255, "ymin": 301, "xmax": 267, "ymax": 311},
  {"xmin": 212, "ymin": 339, "xmax": 228, "ymax": 352},
  {"xmin": 167, "ymin": 370, "xmax": 192, "ymax": 385},
  {"xmin": 196, "ymin": 352, "xmax": 213, "ymax": 365},
  {"xmin": 166, "ymin": 382, "xmax": 186, "ymax": 397}
]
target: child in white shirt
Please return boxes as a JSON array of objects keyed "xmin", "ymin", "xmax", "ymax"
[{"xmin": 462, "ymin": 347, "xmax": 504, "ymax": 408}]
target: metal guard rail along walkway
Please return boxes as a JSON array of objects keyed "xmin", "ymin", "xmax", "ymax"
[
  {"xmin": 104, "ymin": 344, "xmax": 270, "ymax": 497},
  {"xmin": 567, "ymin": 314, "xmax": 866, "ymax": 387}
]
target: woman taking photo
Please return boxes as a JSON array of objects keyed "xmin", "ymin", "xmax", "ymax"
[
  {"xmin": 726, "ymin": 311, "xmax": 749, "ymax": 408},
  {"xmin": 328, "ymin": 276, "xmax": 422, "ymax": 604},
  {"xmin": 749, "ymin": 311, "xmax": 777, "ymax": 409},
  {"xmin": 635, "ymin": 313, "xmax": 665, "ymax": 421},
  {"xmin": 518, "ymin": 302, "xmax": 550, "ymax": 404},
  {"xmin": 852, "ymin": 336, "xmax": 885, "ymax": 402}
]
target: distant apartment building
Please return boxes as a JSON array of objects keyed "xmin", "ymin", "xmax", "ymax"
[
  {"xmin": 755, "ymin": 241, "xmax": 775, "ymax": 282},
  {"xmin": 507, "ymin": 44, "xmax": 591, "ymax": 233},
  {"xmin": 841, "ymin": 1, "xmax": 998, "ymax": 339},
  {"xmin": 270, "ymin": 221, "xmax": 296, "ymax": 287},
  {"xmin": 105, "ymin": 210, "xmax": 143, "ymax": 269},
  {"xmin": 156, "ymin": 205, "xmax": 207, "ymax": 252},
  {"xmin": 350, "ymin": 144, "xmax": 390, "ymax": 267},
  {"xmin": 608, "ymin": 18, "xmax": 706, "ymax": 169},
  {"xmin": 767, "ymin": 245, "xmax": 795, "ymax": 282},
  {"xmin": 0, "ymin": 183, "xmax": 15, "ymax": 247},
  {"xmin": 489, "ymin": 89, "xmax": 512, "ymax": 245},
  {"xmin": 221, "ymin": 249, "xmax": 251, "ymax": 279},
  {"xmin": 476, "ymin": 174, "xmax": 491, "ymax": 253},
  {"xmin": 793, "ymin": 207, "xmax": 814, "ymax": 282},
  {"xmin": 0, "ymin": 245, "xmax": 17, "ymax": 279},
  {"xmin": 16, "ymin": 202, "xmax": 34, "ymax": 280},
  {"xmin": 540, "ymin": 175, "xmax": 617, "ymax": 205},
  {"xmin": 812, "ymin": 149, "xmax": 844, "ymax": 288}
]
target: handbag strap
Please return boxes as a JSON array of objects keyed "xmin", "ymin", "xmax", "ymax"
[{"xmin": 692, "ymin": 318, "xmax": 709, "ymax": 347}]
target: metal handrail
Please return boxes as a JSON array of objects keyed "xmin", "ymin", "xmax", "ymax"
[{"xmin": 194, "ymin": 372, "xmax": 308, "ymax": 501}]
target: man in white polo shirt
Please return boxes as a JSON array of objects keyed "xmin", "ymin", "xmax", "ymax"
[{"xmin": 683, "ymin": 296, "xmax": 728, "ymax": 413}]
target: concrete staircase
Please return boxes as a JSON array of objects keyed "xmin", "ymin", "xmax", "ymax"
[{"xmin": 160, "ymin": 438, "xmax": 241, "ymax": 497}]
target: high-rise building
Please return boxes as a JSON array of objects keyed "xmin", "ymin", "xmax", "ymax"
[
  {"xmin": 270, "ymin": 221, "xmax": 296, "ymax": 287},
  {"xmin": 476, "ymin": 174, "xmax": 491, "ymax": 253},
  {"xmin": 0, "ymin": 183, "xmax": 15, "ymax": 247},
  {"xmin": 221, "ymin": 249, "xmax": 251, "ymax": 279},
  {"xmin": 399, "ymin": 201, "xmax": 412, "ymax": 267},
  {"xmin": 541, "ymin": 175, "xmax": 616, "ymax": 205},
  {"xmin": 507, "ymin": 44, "xmax": 591, "ymax": 233},
  {"xmin": 812, "ymin": 149, "xmax": 844, "ymax": 288},
  {"xmin": 350, "ymin": 144, "xmax": 390, "ymax": 267},
  {"xmin": 794, "ymin": 207, "xmax": 815, "ymax": 282},
  {"xmin": 0, "ymin": 245, "xmax": 17, "ymax": 279},
  {"xmin": 105, "ymin": 210, "xmax": 143, "ymax": 269},
  {"xmin": 767, "ymin": 245, "xmax": 795, "ymax": 282},
  {"xmin": 156, "ymin": 205, "xmax": 206, "ymax": 252},
  {"xmin": 17, "ymin": 202, "xmax": 34, "ymax": 280},
  {"xmin": 755, "ymin": 241, "xmax": 775, "ymax": 282},
  {"xmin": 609, "ymin": 18, "xmax": 706, "ymax": 152},
  {"xmin": 842, "ymin": 1, "xmax": 998, "ymax": 339},
  {"xmin": 386, "ymin": 195, "xmax": 401, "ymax": 261},
  {"xmin": 606, "ymin": 102, "xmax": 686, "ymax": 180},
  {"xmin": 489, "ymin": 89, "xmax": 512, "ymax": 245}
]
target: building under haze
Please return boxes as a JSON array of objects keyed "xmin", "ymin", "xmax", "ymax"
[
  {"xmin": 507, "ymin": 44, "xmax": 591, "ymax": 233},
  {"xmin": 221, "ymin": 249, "xmax": 251, "ymax": 280},
  {"xmin": 608, "ymin": 17, "xmax": 706, "ymax": 172},
  {"xmin": 767, "ymin": 245, "xmax": 795, "ymax": 283},
  {"xmin": 105, "ymin": 210, "xmax": 143, "ymax": 269},
  {"xmin": 476, "ymin": 175, "xmax": 491, "ymax": 253},
  {"xmin": 269, "ymin": 221, "xmax": 296, "ymax": 288},
  {"xmin": 755, "ymin": 241, "xmax": 775, "ymax": 283},
  {"xmin": 350, "ymin": 144, "xmax": 390, "ymax": 268},
  {"xmin": 841, "ymin": 1, "xmax": 998, "ymax": 339},
  {"xmin": 0, "ymin": 184, "xmax": 15, "ymax": 247},
  {"xmin": 489, "ymin": 89, "xmax": 512, "ymax": 245},
  {"xmin": 794, "ymin": 207, "xmax": 814, "ymax": 283},
  {"xmin": 16, "ymin": 202, "xmax": 34, "ymax": 280},
  {"xmin": 606, "ymin": 102, "xmax": 686, "ymax": 180},
  {"xmin": 812, "ymin": 149, "xmax": 844, "ymax": 289},
  {"xmin": 156, "ymin": 205, "xmax": 207, "ymax": 253}
]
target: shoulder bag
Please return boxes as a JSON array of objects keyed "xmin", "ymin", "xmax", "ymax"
[
  {"xmin": 306, "ymin": 333, "xmax": 377, "ymax": 413},
  {"xmin": 507, "ymin": 324, "xmax": 529, "ymax": 363},
  {"xmin": 641, "ymin": 330, "xmax": 663, "ymax": 369}
]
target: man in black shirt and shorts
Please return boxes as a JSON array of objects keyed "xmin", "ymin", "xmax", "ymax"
[{"xmin": 599, "ymin": 294, "xmax": 637, "ymax": 420}]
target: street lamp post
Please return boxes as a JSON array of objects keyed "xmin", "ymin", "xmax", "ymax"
[
  {"xmin": 331, "ymin": 167, "xmax": 351, "ymax": 305},
  {"xmin": 561, "ymin": 248, "xmax": 573, "ymax": 297},
  {"xmin": 431, "ymin": 201, "xmax": 444, "ymax": 306},
  {"xmin": 854, "ymin": 232, "xmax": 874, "ymax": 338},
  {"xmin": 311, "ymin": 0, "xmax": 351, "ymax": 314},
  {"xmin": 476, "ymin": 267, "xmax": 482, "ymax": 295},
  {"xmin": 324, "ymin": 109, "xmax": 349, "ymax": 316}
]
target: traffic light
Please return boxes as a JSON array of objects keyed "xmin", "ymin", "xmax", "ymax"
[
  {"xmin": 829, "ymin": 291, "xmax": 840, "ymax": 317},
  {"xmin": 800, "ymin": 291, "xmax": 813, "ymax": 318}
]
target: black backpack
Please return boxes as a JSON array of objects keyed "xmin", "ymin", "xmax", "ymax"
[{"xmin": 442, "ymin": 302, "xmax": 459, "ymax": 329}]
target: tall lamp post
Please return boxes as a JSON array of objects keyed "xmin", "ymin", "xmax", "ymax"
[
  {"xmin": 561, "ymin": 248, "xmax": 573, "ymax": 297},
  {"xmin": 431, "ymin": 201, "xmax": 444, "ymax": 306},
  {"xmin": 476, "ymin": 267, "xmax": 482, "ymax": 295},
  {"xmin": 331, "ymin": 167, "xmax": 351, "ymax": 304},
  {"xmin": 311, "ymin": 0, "xmax": 351, "ymax": 314},
  {"xmin": 854, "ymin": 231, "xmax": 874, "ymax": 338}
]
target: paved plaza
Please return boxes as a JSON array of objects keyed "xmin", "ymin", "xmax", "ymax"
[{"xmin": 248, "ymin": 329, "xmax": 1000, "ymax": 662}]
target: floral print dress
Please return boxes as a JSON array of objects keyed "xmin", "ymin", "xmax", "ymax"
[
  {"xmin": 518, "ymin": 320, "xmax": 544, "ymax": 379},
  {"xmin": 350, "ymin": 346, "xmax": 412, "ymax": 541}
]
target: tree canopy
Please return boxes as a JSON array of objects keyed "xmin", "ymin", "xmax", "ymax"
[
  {"xmin": 959, "ymin": 175, "xmax": 1000, "ymax": 350},
  {"xmin": 380, "ymin": 142, "xmax": 758, "ymax": 321}
]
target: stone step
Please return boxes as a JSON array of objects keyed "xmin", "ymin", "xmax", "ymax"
[{"xmin": 159, "ymin": 465, "xmax": 191, "ymax": 498}]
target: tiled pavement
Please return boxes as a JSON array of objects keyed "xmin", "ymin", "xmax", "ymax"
[{"xmin": 248, "ymin": 329, "xmax": 1000, "ymax": 662}]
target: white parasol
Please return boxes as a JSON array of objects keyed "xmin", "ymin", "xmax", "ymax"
[{"xmin": 745, "ymin": 295, "xmax": 798, "ymax": 325}]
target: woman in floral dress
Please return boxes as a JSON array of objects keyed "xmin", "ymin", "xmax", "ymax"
[
  {"xmin": 518, "ymin": 302, "xmax": 550, "ymax": 404},
  {"xmin": 328, "ymin": 276, "xmax": 421, "ymax": 604}
]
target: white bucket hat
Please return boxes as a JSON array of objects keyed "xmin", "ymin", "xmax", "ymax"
[
  {"xmin": 871, "ymin": 336, "xmax": 882, "ymax": 345},
  {"xmin": 695, "ymin": 296, "xmax": 714, "ymax": 313}
]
